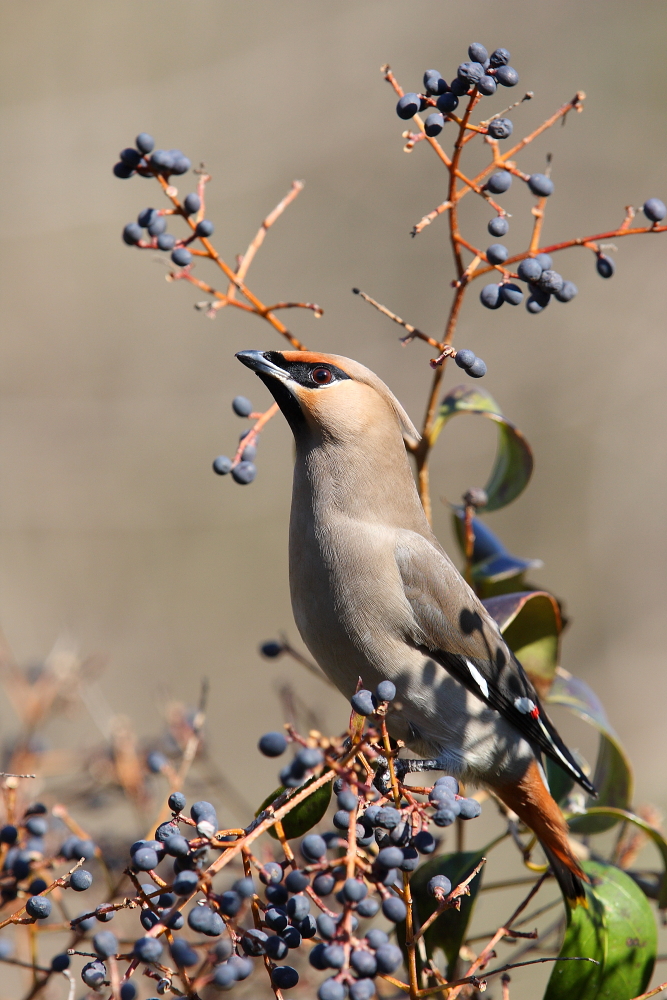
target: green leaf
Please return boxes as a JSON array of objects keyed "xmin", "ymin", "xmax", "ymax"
[
  {"xmin": 544, "ymin": 859, "xmax": 656, "ymax": 1000},
  {"xmin": 431, "ymin": 384, "xmax": 533, "ymax": 513},
  {"xmin": 547, "ymin": 671, "xmax": 633, "ymax": 833},
  {"xmin": 255, "ymin": 778, "xmax": 332, "ymax": 841},
  {"xmin": 405, "ymin": 850, "xmax": 485, "ymax": 980},
  {"xmin": 483, "ymin": 590, "xmax": 563, "ymax": 697}
]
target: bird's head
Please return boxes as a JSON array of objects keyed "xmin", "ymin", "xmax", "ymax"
[{"xmin": 236, "ymin": 350, "xmax": 420, "ymax": 448}]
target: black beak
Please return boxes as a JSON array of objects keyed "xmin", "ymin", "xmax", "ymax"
[{"xmin": 236, "ymin": 351, "xmax": 289, "ymax": 381}]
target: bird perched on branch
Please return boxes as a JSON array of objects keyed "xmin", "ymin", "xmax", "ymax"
[{"xmin": 237, "ymin": 349, "xmax": 594, "ymax": 905}]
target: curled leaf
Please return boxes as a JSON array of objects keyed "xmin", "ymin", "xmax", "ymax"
[
  {"xmin": 453, "ymin": 512, "xmax": 542, "ymax": 594},
  {"xmin": 483, "ymin": 590, "xmax": 562, "ymax": 697},
  {"xmin": 255, "ymin": 777, "xmax": 332, "ymax": 841}
]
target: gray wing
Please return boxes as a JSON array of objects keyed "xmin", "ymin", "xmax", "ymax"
[{"xmin": 394, "ymin": 530, "xmax": 595, "ymax": 796}]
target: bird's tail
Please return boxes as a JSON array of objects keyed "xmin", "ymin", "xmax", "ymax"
[{"xmin": 494, "ymin": 758, "xmax": 588, "ymax": 907}]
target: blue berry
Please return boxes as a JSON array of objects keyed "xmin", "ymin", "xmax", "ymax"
[
  {"xmin": 485, "ymin": 171, "xmax": 512, "ymax": 194},
  {"xmin": 496, "ymin": 65, "xmax": 519, "ymax": 87},
  {"xmin": 168, "ymin": 791, "xmax": 186, "ymax": 813},
  {"xmin": 436, "ymin": 775, "xmax": 460, "ymax": 793},
  {"xmin": 51, "ymin": 953, "xmax": 70, "ymax": 971},
  {"xmin": 165, "ymin": 835, "xmax": 189, "ymax": 857},
  {"xmin": 537, "ymin": 269, "xmax": 564, "ymax": 294},
  {"xmin": 424, "ymin": 113, "xmax": 445, "ymax": 137},
  {"xmin": 137, "ymin": 207, "xmax": 157, "ymax": 228},
  {"xmin": 151, "ymin": 149, "xmax": 176, "ymax": 172},
  {"xmin": 487, "ymin": 118, "xmax": 513, "ymax": 139},
  {"xmin": 459, "ymin": 797, "xmax": 483, "ymax": 819},
  {"xmin": 486, "ymin": 243, "xmax": 509, "ymax": 265},
  {"xmin": 313, "ymin": 872, "xmax": 335, "ymax": 896},
  {"xmin": 286, "ymin": 893, "xmax": 310, "ymax": 920},
  {"xmin": 260, "ymin": 861, "xmax": 284, "ymax": 886},
  {"xmin": 218, "ymin": 890, "xmax": 242, "ymax": 917},
  {"xmin": 643, "ymin": 198, "xmax": 666, "ymax": 223},
  {"xmin": 450, "ymin": 77, "xmax": 470, "ymax": 96},
  {"xmin": 119, "ymin": 984, "xmax": 137, "ymax": 1000},
  {"xmin": 132, "ymin": 847, "xmax": 158, "ymax": 871},
  {"xmin": 29, "ymin": 878, "xmax": 48, "ymax": 895},
  {"xmin": 317, "ymin": 913, "xmax": 338, "ymax": 939},
  {"xmin": 301, "ymin": 833, "xmax": 327, "ymax": 861},
  {"xmin": 229, "ymin": 955, "xmax": 254, "ymax": 979},
  {"xmin": 265, "ymin": 934, "xmax": 289, "ymax": 962},
  {"xmin": 500, "ymin": 283, "xmax": 523, "ymax": 305},
  {"xmin": 436, "ymin": 92, "xmax": 459, "ymax": 114},
  {"xmin": 480, "ymin": 283, "xmax": 503, "ymax": 309},
  {"xmin": 350, "ymin": 689, "xmax": 375, "ymax": 716},
  {"xmin": 468, "ymin": 43, "xmax": 489, "ymax": 64},
  {"xmin": 323, "ymin": 943, "xmax": 346, "ymax": 969},
  {"xmin": 171, "ymin": 247, "xmax": 192, "ymax": 267},
  {"xmin": 349, "ymin": 979, "xmax": 376, "ymax": 1000},
  {"xmin": 554, "ymin": 280, "xmax": 578, "ymax": 302},
  {"xmin": 26, "ymin": 817, "xmax": 48, "ymax": 837},
  {"xmin": 382, "ymin": 895, "xmax": 407, "ymax": 922},
  {"xmin": 272, "ymin": 965, "xmax": 299, "ymax": 989},
  {"xmin": 401, "ymin": 847, "xmax": 420, "ymax": 871},
  {"xmin": 188, "ymin": 905, "xmax": 224, "ymax": 936},
  {"xmin": 377, "ymin": 846, "xmax": 404, "ymax": 869},
  {"xmin": 259, "ymin": 731, "xmax": 287, "ymax": 757},
  {"xmin": 489, "ymin": 48, "xmax": 510, "ymax": 67},
  {"xmin": 376, "ymin": 806, "xmax": 401, "ymax": 829},
  {"xmin": 171, "ymin": 937, "xmax": 198, "ymax": 966},
  {"xmin": 171, "ymin": 156, "xmax": 191, "ymax": 175},
  {"xmin": 123, "ymin": 223, "xmax": 142, "ymax": 246},
  {"xmin": 93, "ymin": 930, "xmax": 118, "ymax": 958},
  {"xmin": 351, "ymin": 949, "xmax": 377, "ymax": 976},
  {"xmin": 147, "ymin": 751, "xmax": 167, "ymax": 773},
  {"xmin": 241, "ymin": 928, "xmax": 268, "ymax": 955},
  {"xmin": 433, "ymin": 806, "xmax": 457, "ymax": 826},
  {"xmin": 413, "ymin": 830, "xmax": 436, "ymax": 854},
  {"xmin": 423, "ymin": 70, "xmax": 448, "ymax": 96},
  {"xmin": 469, "ymin": 356, "xmax": 487, "ymax": 378},
  {"xmin": 113, "ymin": 162, "xmax": 134, "ymax": 179},
  {"xmin": 342, "ymin": 878, "xmax": 367, "ymax": 902},
  {"xmin": 427, "ymin": 874, "xmax": 452, "ymax": 896},
  {"xmin": 517, "ymin": 258, "xmax": 543, "ymax": 282},
  {"xmin": 173, "ymin": 870, "xmax": 199, "ymax": 895},
  {"xmin": 396, "ymin": 93, "xmax": 421, "ymax": 119},
  {"xmin": 375, "ymin": 943, "xmax": 403, "ymax": 973},
  {"xmin": 356, "ymin": 896, "xmax": 380, "ymax": 917},
  {"xmin": 195, "ymin": 220, "xmax": 214, "ymax": 237},
  {"xmin": 81, "ymin": 961, "xmax": 106, "ymax": 987},
  {"xmin": 231, "ymin": 876, "xmax": 255, "ymax": 899},
  {"xmin": 70, "ymin": 869, "xmax": 93, "ymax": 892},
  {"xmin": 596, "ymin": 254, "xmax": 615, "ymax": 278},
  {"xmin": 212, "ymin": 455, "xmax": 232, "ymax": 476},
  {"xmin": 157, "ymin": 233, "xmax": 175, "ymax": 251},
  {"xmin": 260, "ymin": 640, "xmax": 283, "ymax": 657},
  {"xmin": 337, "ymin": 789, "xmax": 358, "ymax": 812},
  {"xmin": 231, "ymin": 461, "xmax": 256, "ymax": 484},
  {"xmin": 535, "ymin": 253, "xmax": 553, "ymax": 270},
  {"xmin": 478, "ymin": 75, "xmax": 497, "ymax": 96},
  {"xmin": 294, "ymin": 916, "xmax": 315, "ymax": 940},
  {"xmin": 375, "ymin": 680, "xmax": 396, "ymax": 702},
  {"xmin": 232, "ymin": 395, "xmax": 253, "ymax": 417},
  {"xmin": 318, "ymin": 979, "xmax": 346, "ymax": 1000},
  {"xmin": 265, "ymin": 884, "xmax": 288, "ymax": 907},
  {"xmin": 147, "ymin": 216, "xmax": 167, "ymax": 237},
  {"xmin": 526, "ymin": 295, "xmax": 548, "ymax": 314},
  {"xmin": 365, "ymin": 929, "xmax": 388, "ymax": 950},
  {"xmin": 121, "ymin": 148, "xmax": 142, "ymax": 167},
  {"xmin": 0, "ymin": 825, "xmax": 17, "ymax": 845},
  {"xmin": 26, "ymin": 896, "xmax": 51, "ymax": 919},
  {"xmin": 455, "ymin": 349, "xmax": 476, "ymax": 370},
  {"xmin": 457, "ymin": 62, "xmax": 485, "ymax": 85},
  {"xmin": 134, "ymin": 936, "xmax": 163, "ymax": 962},
  {"xmin": 183, "ymin": 193, "xmax": 201, "ymax": 216},
  {"xmin": 136, "ymin": 133, "xmax": 155, "ymax": 154},
  {"xmin": 528, "ymin": 174, "xmax": 554, "ymax": 197}
]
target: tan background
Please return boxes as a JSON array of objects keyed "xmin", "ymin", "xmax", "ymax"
[{"xmin": 0, "ymin": 2, "xmax": 666, "ymax": 993}]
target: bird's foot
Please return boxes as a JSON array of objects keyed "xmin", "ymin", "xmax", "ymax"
[{"xmin": 373, "ymin": 756, "xmax": 443, "ymax": 794}]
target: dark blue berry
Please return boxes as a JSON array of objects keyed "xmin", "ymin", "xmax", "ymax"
[
  {"xmin": 0, "ymin": 825, "xmax": 17, "ymax": 845},
  {"xmin": 272, "ymin": 965, "xmax": 299, "ymax": 989},
  {"xmin": 316, "ymin": 913, "xmax": 338, "ymax": 940},
  {"xmin": 171, "ymin": 247, "xmax": 192, "ymax": 267},
  {"xmin": 137, "ymin": 207, "xmax": 157, "ymax": 228},
  {"xmin": 123, "ymin": 223, "xmax": 142, "ymax": 246},
  {"xmin": 25, "ymin": 817, "xmax": 48, "ymax": 837},
  {"xmin": 377, "ymin": 845, "xmax": 404, "ymax": 869},
  {"xmin": 436, "ymin": 92, "xmax": 459, "ymax": 114},
  {"xmin": 70, "ymin": 869, "xmax": 93, "ymax": 892},
  {"xmin": 382, "ymin": 895, "xmax": 407, "ymax": 922},
  {"xmin": 413, "ymin": 830, "xmax": 436, "ymax": 854},
  {"xmin": 136, "ymin": 133, "xmax": 155, "ymax": 154},
  {"xmin": 120, "ymin": 148, "xmax": 142, "ymax": 167},
  {"xmin": 232, "ymin": 395, "xmax": 253, "ymax": 417},
  {"xmin": 93, "ymin": 930, "xmax": 118, "ymax": 958},
  {"xmin": 450, "ymin": 77, "xmax": 470, "ymax": 96},
  {"xmin": 29, "ymin": 878, "xmax": 48, "ymax": 895},
  {"xmin": 150, "ymin": 150, "xmax": 176, "ymax": 172},
  {"xmin": 424, "ymin": 113, "xmax": 445, "ymax": 137},
  {"xmin": 366, "ymin": 928, "xmax": 389, "ymax": 949},
  {"xmin": 351, "ymin": 949, "xmax": 378, "ymax": 977},
  {"xmin": 468, "ymin": 43, "xmax": 489, "ymax": 64},
  {"xmin": 286, "ymin": 893, "xmax": 310, "ymax": 921},
  {"xmin": 454, "ymin": 349, "xmax": 476, "ymax": 370},
  {"xmin": 134, "ymin": 935, "xmax": 163, "ymax": 962},
  {"xmin": 195, "ymin": 220, "xmax": 214, "ymax": 237},
  {"xmin": 485, "ymin": 171, "xmax": 512, "ymax": 195},
  {"xmin": 528, "ymin": 174, "xmax": 554, "ymax": 197},
  {"xmin": 266, "ymin": 934, "xmax": 289, "ymax": 961},
  {"xmin": 643, "ymin": 198, "xmax": 666, "ymax": 223},
  {"xmin": 517, "ymin": 258, "xmax": 543, "ymax": 282},
  {"xmin": 337, "ymin": 789, "xmax": 358, "ymax": 812},
  {"xmin": 132, "ymin": 847, "xmax": 158, "ymax": 872},
  {"xmin": 423, "ymin": 70, "xmax": 448, "ymax": 96},
  {"xmin": 147, "ymin": 216, "xmax": 167, "ymax": 237},
  {"xmin": 168, "ymin": 791, "xmax": 186, "ymax": 813},
  {"xmin": 260, "ymin": 640, "xmax": 283, "ymax": 657},
  {"xmin": 241, "ymin": 928, "xmax": 268, "ymax": 955},
  {"xmin": 229, "ymin": 955, "xmax": 253, "ymax": 979},
  {"xmin": 596, "ymin": 254, "xmax": 615, "ymax": 278},
  {"xmin": 487, "ymin": 118, "xmax": 513, "ymax": 139},
  {"xmin": 301, "ymin": 833, "xmax": 327, "ymax": 861},
  {"xmin": 356, "ymin": 896, "xmax": 380, "ymax": 917},
  {"xmin": 433, "ymin": 806, "xmax": 457, "ymax": 825},
  {"xmin": 500, "ymin": 283, "xmax": 523, "ymax": 305},
  {"xmin": 147, "ymin": 751, "xmax": 167, "ymax": 773},
  {"xmin": 535, "ymin": 253, "xmax": 553, "ymax": 271},
  {"xmin": 258, "ymin": 731, "xmax": 287, "ymax": 757},
  {"xmin": 488, "ymin": 216, "xmax": 509, "ymax": 238},
  {"xmin": 313, "ymin": 872, "xmax": 335, "ymax": 896},
  {"xmin": 171, "ymin": 937, "xmax": 198, "ymax": 966},
  {"xmin": 165, "ymin": 835, "xmax": 190, "ymax": 857},
  {"xmin": 376, "ymin": 806, "xmax": 401, "ymax": 829},
  {"xmin": 318, "ymin": 978, "xmax": 346, "ymax": 1000},
  {"xmin": 231, "ymin": 461, "xmax": 256, "ymax": 484},
  {"xmin": 459, "ymin": 797, "xmax": 483, "ymax": 819},
  {"xmin": 342, "ymin": 878, "xmax": 367, "ymax": 902},
  {"xmin": 400, "ymin": 846, "xmax": 420, "ymax": 871},
  {"xmin": 51, "ymin": 953, "xmax": 70, "ymax": 971},
  {"xmin": 427, "ymin": 874, "xmax": 452, "ymax": 896},
  {"xmin": 188, "ymin": 905, "xmax": 224, "ymax": 936},
  {"xmin": 212, "ymin": 455, "xmax": 232, "ymax": 476},
  {"xmin": 26, "ymin": 896, "xmax": 51, "ymax": 919},
  {"xmin": 526, "ymin": 295, "xmax": 548, "ymax": 314},
  {"xmin": 349, "ymin": 980, "xmax": 375, "ymax": 1000},
  {"xmin": 294, "ymin": 915, "xmax": 315, "ymax": 939},
  {"xmin": 457, "ymin": 62, "xmax": 485, "ymax": 85},
  {"xmin": 554, "ymin": 280, "xmax": 578, "ymax": 302},
  {"xmin": 350, "ymin": 689, "xmax": 375, "ymax": 716},
  {"xmin": 480, "ymin": 283, "xmax": 503, "ymax": 309},
  {"xmin": 478, "ymin": 75, "xmax": 497, "ymax": 96},
  {"xmin": 375, "ymin": 943, "xmax": 403, "ymax": 973},
  {"xmin": 260, "ymin": 861, "xmax": 283, "ymax": 885},
  {"xmin": 171, "ymin": 156, "xmax": 191, "ymax": 175},
  {"xmin": 81, "ymin": 961, "xmax": 106, "ymax": 987},
  {"xmin": 496, "ymin": 65, "xmax": 519, "ymax": 87},
  {"xmin": 113, "ymin": 162, "xmax": 134, "ymax": 179},
  {"xmin": 232, "ymin": 876, "xmax": 255, "ymax": 898},
  {"xmin": 537, "ymin": 270, "xmax": 564, "ymax": 294},
  {"xmin": 486, "ymin": 243, "xmax": 508, "ymax": 265},
  {"xmin": 173, "ymin": 870, "xmax": 199, "ymax": 895},
  {"xmin": 396, "ymin": 93, "xmax": 421, "ymax": 119},
  {"xmin": 212, "ymin": 965, "xmax": 235, "ymax": 989},
  {"xmin": 183, "ymin": 193, "xmax": 201, "ymax": 215},
  {"xmin": 489, "ymin": 48, "xmax": 510, "ymax": 67},
  {"xmin": 323, "ymin": 943, "xmax": 346, "ymax": 969},
  {"xmin": 218, "ymin": 890, "xmax": 242, "ymax": 916},
  {"xmin": 157, "ymin": 233, "xmax": 175, "ymax": 251},
  {"xmin": 375, "ymin": 680, "xmax": 396, "ymax": 702}
]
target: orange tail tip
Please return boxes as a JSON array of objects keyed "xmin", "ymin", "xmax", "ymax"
[{"xmin": 494, "ymin": 758, "xmax": 588, "ymax": 906}]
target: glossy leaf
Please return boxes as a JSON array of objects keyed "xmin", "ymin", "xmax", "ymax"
[
  {"xmin": 483, "ymin": 590, "xmax": 562, "ymax": 697},
  {"xmin": 404, "ymin": 850, "xmax": 485, "ymax": 979},
  {"xmin": 432, "ymin": 384, "xmax": 533, "ymax": 512},
  {"xmin": 548, "ymin": 670, "xmax": 633, "ymax": 832},
  {"xmin": 256, "ymin": 778, "xmax": 332, "ymax": 841},
  {"xmin": 544, "ymin": 859, "xmax": 656, "ymax": 1000},
  {"xmin": 453, "ymin": 512, "xmax": 542, "ymax": 592}
]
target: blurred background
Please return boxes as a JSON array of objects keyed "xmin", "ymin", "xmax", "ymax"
[{"xmin": 0, "ymin": 2, "xmax": 666, "ymax": 993}]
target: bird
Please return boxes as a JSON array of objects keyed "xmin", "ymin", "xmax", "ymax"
[{"xmin": 236, "ymin": 348, "xmax": 595, "ymax": 904}]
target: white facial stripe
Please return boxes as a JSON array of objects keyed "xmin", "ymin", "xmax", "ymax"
[{"xmin": 465, "ymin": 659, "xmax": 489, "ymax": 699}]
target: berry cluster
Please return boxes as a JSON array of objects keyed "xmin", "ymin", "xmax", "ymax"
[
  {"xmin": 480, "ymin": 252, "xmax": 579, "ymax": 314},
  {"xmin": 213, "ymin": 395, "xmax": 260, "ymax": 484}
]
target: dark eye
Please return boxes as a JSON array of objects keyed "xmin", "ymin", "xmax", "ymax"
[{"xmin": 311, "ymin": 366, "xmax": 332, "ymax": 385}]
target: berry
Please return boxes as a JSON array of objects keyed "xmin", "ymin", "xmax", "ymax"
[
  {"xmin": 317, "ymin": 913, "xmax": 338, "ymax": 940},
  {"xmin": 468, "ymin": 357, "xmax": 487, "ymax": 378},
  {"xmin": 528, "ymin": 174, "xmax": 554, "ymax": 197},
  {"xmin": 435, "ymin": 775, "xmax": 459, "ymax": 794},
  {"xmin": 212, "ymin": 964, "xmax": 235, "ymax": 989},
  {"xmin": 168, "ymin": 791, "xmax": 186, "ymax": 813},
  {"xmin": 433, "ymin": 806, "xmax": 457, "ymax": 826},
  {"xmin": 318, "ymin": 979, "xmax": 346, "ymax": 1000},
  {"xmin": 132, "ymin": 847, "xmax": 158, "ymax": 871},
  {"xmin": 136, "ymin": 133, "xmax": 155, "ymax": 154},
  {"xmin": 231, "ymin": 461, "xmax": 256, "ymax": 484},
  {"xmin": 218, "ymin": 890, "xmax": 242, "ymax": 916},
  {"xmin": 232, "ymin": 876, "xmax": 255, "ymax": 899},
  {"xmin": 157, "ymin": 233, "xmax": 175, "ymax": 251},
  {"xmin": 643, "ymin": 198, "xmax": 666, "ymax": 223},
  {"xmin": 173, "ymin": 870, "xmax": 199, "ymax": 895},
  {"xmin": 0, "ymin": 825, "xmax": 17, "ymax": 844},
  {"xmin": 396, "ymin": 93, "xmax": 421, "ymax": 119},
  {"xmin": 229, "ymin": 955, "xmax": 254, "ymax": 979},
  {"xmin": 301, "ymin": 833, "xmax": 327, "ymax": 861},
  {"xmin": 123, "ymin": 223, "xmax": 142, "ymax": 246},
  {"xmin": 287, "ymin": 893, "xmax": 310, "ymax": 920},
  {"xmin": 188, "ymin": 905, "xmax": 224, "ymax": 936},
  {"xmin": 241, "ymin": 928, "xmax": 268, "ymax": 955},
  {"xmin": 375, "ymin": 680, "xmax": 396, "ymax": 702},
  {"xmin": 349, "ymin": 980, "xmax": 375, "ymax": 1000},
  {"xmin": 313, "ymin": 872, "xmax": 335, "ymax": 896},
  {"xmin": 485, "ymin": 171, "xmax": 512, "ymax": 194},
  {"xmin": 478, "ymin": 75, "xmax": 497, "ymax": 96},
  {"xmin": 375, "ymin": 943, "xmax": 403, "ymax": 973},
  {"xmin": 457, "ymin": 62, "xmax": 485, "ymax": 85},
  {"xmin": 260, "ymin": 861, "xmax": 284, "ymax": 885},
  {"xmin": 70, "ymin": 869, "xmax": 93, "ymax": 891},
  {"xmin": 537, "ymin": 270, "xmax": 564, "ymax": 294},
  {"xmin": 294, "ymin": 916, "xmax": 314, "ymax": 940},
  {"xmin": 260, "ymin": 640, "xmax": 283, "ymax": 658},
  {"xmin": 424, "ymin": 113, "xmax": 445, "ymax": 137},
  {"xmin": 342, "ymin": 878, "xmax": 367, "ymax": 902},
  {"xmin": 377, "ymin": 846, "xmax": 404, "ymax": 869},
  {"xmin": 265, "ymin": 883, "xmax": 288, "ymax": 905},
  {"xmin": 134, "ymin": 936, "xmax": 163, "ymax": 962},
  {"xmin": 295, "ymin": 746, "xmax": 323, "ymax": 769},
  {"xmin": 232, "ymin": 395, "xmax": 253, "ymax": 417},
  {"xmin": 93, "ymin": 931, "xmax": 118, "ymax": 958},
  {"xmin": 535, "ymin": 253, "xmax": 553, "ymax": 271},
  {"xmin": 526, "ymin": 295, "xmax": 548, "ymax": 314},
  {"xmin": 323, "ymin": 943, "xmax": 346, "ymax": 969},
  {"xmin": 486, "ymin": 243, "xmax": 509, "ymax": 265},
  {"xmin": 500, "ymin": 283, "xmax": 523, "ymax": 306},
  {"xmin": 26, "ymin": 896, "xmax": 51, "ymax": 919},
  {"xmin": 496, "ymin": 65, "xmax": 519, "ymax": 87},
  {"xmin": 25, "ymin": 817, "xmax": 48, "ymax": 837},
  {"xmin": 183, "ymin": 193, "xmax": 201, "ymax": 216},
  {"xmin": 488, "ymin": 215, "xmax": 510, "ymax": 238},
  {"xmin": 171, "ymin": 156, "xmax": 191, "ymax": 175},
  {"xmin": 450, "ymin": 77, "xmax": 470, "ymax": 96},
  {"xmin": 489, "ymin": 48, "xmax": 510, "ymax": 67},
  {"xmin": 165, "ymin": 834, "xmax": 189, "ymax": 857},
  {"xmin": 436, "ymin": 92, "xmax": 459, "ymax": 114},
  {"xmin": 171, "ymin": 247, "xmax": 192, "ymax": 267},
  {"xmin": 356, "ymin": 896, "xmax": 380, "ymax": 917},
  {"xmin": 351, "ymin": 949, "xmax": 377, "ymax": 976},
  {"xmin": 413, "ymin": 830, "xmax": 436, "ymax": 854},
  {"xmin": 423, "ymin": 70, "xmax": 448, "ymax": 96},
  {"xmin": 272, "ymin": 965, "xmax": 299, "ymax": 989},
  {"xmin": 51, "ymin": 953, "xmax": 70, "ymax": 971},
  {"xmin": 147, "ymin": 216, "xmax": 167, "ymax": 237},
  {"xmin": 487, "ymin": 118, "xmax": 513, "ymax": 139},
  {"xmin": 480, "ymin": 283, "xmax": 503, "ymax": 309},
  {"xmin": 427, "ymin": 874, "xmax": 452, "ymax": 896},
  {"xmin": 259, "ymin": 731, "xmax": 287, "ymax": 757},
  {"xmin": 113, "ymin": 162, "xmax": 134, "ymax": 179},
  {"xmin": 212, "ymin": 455, "xmax": 232, "ymax": 476},
  {"xmin": 517, "ymin": 258, "xmax": 542, "ymax": 282},
  {"xmin": 366, "ymin": 929, "xmax": 389, "ymax": 949},
  {"xmin": 382, "ymin": 895, "xmax": 407, "ymax": 922},
  {"xmin": 468, "ymin": 43, "xmax": 489, "ymax": 64},
  {"xmin": 29, "ymin": 878, "xmax": 48, "ymax": 895},
  {"xmin": 81, "ymin": 961, "xmax": 106, "ymax": 987},
  {"xmin": 554, "ymin": 280, "xmax": 578, "ymax": 302},
  {"xmin": 376, "ymin": 806, "xmax": 401, "ymax": 829},
  {"xmin": 401, "ymin": 846, "xmax": 420, "ymax": 871},
  {"xmin": 150, "ymin": 149, "xmax": 176, "ymax": 172},
  {"xmin": 120, "ymin": 984, "xmax": 137, "ymax": 1000},
  {"xmin": 596, "ymin": 254, "xmax": 615, "ymax": 278},
  {"xmin": 195, "ymin": 220, "xmax": 214, "ymax": 238},
  {"xmin": 337, "ymin": 789, "xmax": 358, "ymax": 811},
  {"xmin": 455, "ymin": 349, "xmax": 476, "ymax": 370},
  {"xmin": 351, "ymin": 689, "xmax": 375, "ymax": 716},
  {"xmin": 459, "ymin": 797, "xmax": 483, "ymax": 819},
  {"xmin": 147, "ymin": 751, "xmax": 167, "ymax": 773},
  {"xmin": 171, "ymin": 937, "xmax": 198, "ymax": 966}
]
